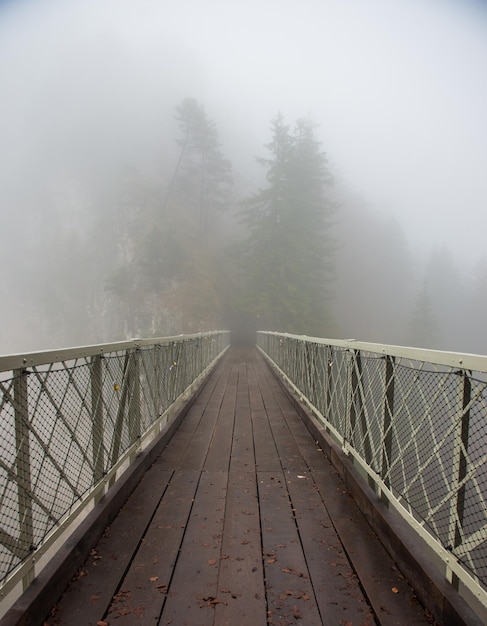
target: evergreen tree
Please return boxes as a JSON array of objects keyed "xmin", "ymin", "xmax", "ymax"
[
  {"xmin": 422, "ymin": 246, "xmax": 465, "ymax": 351},
  {"xmin": 407, "ymin": 281, "xmax": 441, "ymax": 349},
  {"xmin": 105, "ymin": 99, "xmax": 235, "ymax": 338},
  {"xmin": 240, "ymin": 114, "xmax": 335, "ymax": 334},
  {"xmin": 464, "ymin": 257, "xmax": 487, "ymax": 355},
  {"xmin": 168, "ymin": 97, "xmax": 232, "ymax": 242}
]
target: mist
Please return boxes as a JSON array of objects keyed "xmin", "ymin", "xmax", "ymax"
[{"xmin": 1, "ymin": 0, "xmax": 487, "ymax": 355}]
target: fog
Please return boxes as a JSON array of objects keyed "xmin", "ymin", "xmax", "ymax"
[{"xmin": 1, "ymin": 0, "xmax": 487, "ymax": 354}]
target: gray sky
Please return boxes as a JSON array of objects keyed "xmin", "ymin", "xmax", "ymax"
[{"xmin": 1, "ymin": 0, "xmax": 487, "ymax": 264}]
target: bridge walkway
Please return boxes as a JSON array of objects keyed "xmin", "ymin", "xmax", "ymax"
[{"xmin": 45, "ymin": 347, "xmax": 432, "ymax": 625}]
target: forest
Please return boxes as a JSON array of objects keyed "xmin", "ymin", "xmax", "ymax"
[{"xmin": 1, "ymin": 97, "xmax": 486, "ymax": 357}]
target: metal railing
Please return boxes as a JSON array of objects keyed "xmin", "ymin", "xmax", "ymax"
[
  {"xmin": 257, "ymin": 331, "xmax": 487, "ymax": 613},
  {"xmin": 0, "ymin": 331, "xmax": 229, "ymax": 603}
]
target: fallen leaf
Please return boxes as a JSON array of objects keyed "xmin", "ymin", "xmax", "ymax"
[
  {"xmin": 293, "ymin": 605, "xmax": 301, "ymax": 619},
  {"xmin": 149, "ymin": 576, "xmax": 159, "ymax": 582},
  {"xmin": 97, "ymin": 622, "xmax": 109, "ymax": 626},
  {"xmin": 208, "ymin": 559, "xmax": 217, "ymax": 565},
  {"xmin": 392, "ymin": 587, "xmax": 399, "ymax": 594}
]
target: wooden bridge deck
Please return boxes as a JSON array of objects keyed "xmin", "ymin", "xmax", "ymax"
[{"xmin": 44, "ymin": 347, "xmax": 433, "ymax": 626}]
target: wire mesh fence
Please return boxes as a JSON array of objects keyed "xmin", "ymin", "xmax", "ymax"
[
  {"xmin": 0, "ymin": 332, "xmax": 229, "ymax": 592},
  {"xmin": 257, "ymin": 331, "xmax": 487, "ymax": 601}
]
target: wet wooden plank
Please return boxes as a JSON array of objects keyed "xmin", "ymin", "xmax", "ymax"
[
  {"xmin": 45, "ymin": 467, "xmax": 173, "ymax": 626},
  {"xmin": 212, "ymin": 363, "xmax": 266, "ymax": 624},
  {"xmin": 255, "ymin": 362, "xmax": 309, "ymax": 472},
  {"xmin": 158, "ymin": 471, "xmax": 228, "ymax": 626},
  {"xmin": 204, "ymin": 365, "xmax": 237, "ymax": 472},
  {"xmin": 285, "ymin": 472, "xmax": 375, "ymax": 624},
  {"xmin": 312, "ymin": 468, "xmax": 433, "ymax": 626},
  {"xmin": 214, "ymin": 470, "xmax": 266, "ymax": 625},
  {"xmin": 192, "ymin": 359, "xmax": 228, "ymax": 409},
  {"xmin": 176, "ymin": 407, "xmax": 220, "ymax": 470},
  {"xmin": 153, "ymin": 405, "xmax": 205, "ymax": 470},
  {"xmin": 258, "ymin": 470, "xmax": 323, "ymax": 626},
  {"xmin": 229, "ymin": 366, "xmax": 256, "ymax": 474},
  {"xmin": 248, "ymin": 352, "xmax": 281, "ymax": 472},
  {"xmin": 105, "ymin": 470, "xmax": 200, "ymax": 624},
  {"xmin": 154, "ymin": 361, "xmax": 230, "ymax": 472}
]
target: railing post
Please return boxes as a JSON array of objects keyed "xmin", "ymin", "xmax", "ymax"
[
  {"xmin": 153, "ymin": 345, "xmax": 161, "ymax": 420},
  {"xmin": 325, "ymin": 347, "xmax": 333, "ymax": 427},
  {"xmin": 348, "ymin": 350, "xmax": 373, "ymax": 465},
  {"xmin": 447, "ymin": 370, "xmax": 472, "ymax": 588},
  {"xmin": 129, "ymin": 348, "xmax": 141, "ymax": 461},
  {"xmin": 14, "ymin": 367, "xmax": 34, "ymax": 589},
  {"xmin": 344, "ymin": 349, "xmax": 354, "ymax": 451},
  {"xmin": 381, "ymin": 355, "xmax": 395, "ymax": 500},
  {"xmin": 91, "ymin": 355, "xmax": 105, "ymax": 492},
  {"xmin": 455, "ymin": 372, "xmax": 471, "ymax": 548}
]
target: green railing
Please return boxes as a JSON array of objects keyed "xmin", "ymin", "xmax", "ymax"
[
  {"xmin": 0, "ymin": 332, "xmax": 229, "ymax": 605},
  {"xmin": 258, "ymin": 331, "xmax": 487, "ymax": 615}
]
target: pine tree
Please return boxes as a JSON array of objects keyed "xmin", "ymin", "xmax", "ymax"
[
  {"xmin": 168, "ymin": 97, "xmax": 232, "ymax": 242},
  {"xmin": 104, "ymin": 100, "xmax": 234, "ymax": 337},
  {"xmin": 240, "ymin": 114, "xmax": 335, "ymax": 335},
  {"xmin": 407, "ymin": 281, "xmax": 441, "ymax": 349}
]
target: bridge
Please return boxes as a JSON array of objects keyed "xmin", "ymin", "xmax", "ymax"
[{"xmin": 0, "ymin": 332, "xmax": 485, "ymax": 625}]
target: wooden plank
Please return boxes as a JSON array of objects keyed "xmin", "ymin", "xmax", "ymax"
[
  {"xmin": 258, "ymin": 470, "xmax": 323, "ymax": 626},
  {"xmin": 227, "ymin": 365, "xmax": 256, "ymax": 474},
  {"xmin": 280, "ymin": 405, "xmax": 331, "ymax": 469},
  {"xmin": 192, "ymin": 359, "xmax": 227, "ymax": 409},
  {"xmin": 266, "ymin": 411, "xmax": 309, "ymax": 472},
  {"xmin": 45, "ymin": 467, "xmax": 173, "ymax": 626},
  {"xmin": 285, "ymin": 472, "xmax": 375, "ymax": 624},
  {"xmin": 159, "ymin": 471, "xmax": 228, "ymax": 626},
  {"xmin": 153, "ymin": 405, "xmax": 206, "ymax": 470},
  {"xmin": 155, "ymin": 362, "xmax": 230, "ymax": 471},
  {"xmin": 173, "ymin": 362, "xmax": 234, "ymax": 472},
  {"xmin": 312, "ymin": 468, "xmax": 433, "ymax": 625},
  {"xmin": 255, "ymin": 362, "xmax": 309, "ymax": 473},
  {"xmin": 199, "ymin": 360, "xmax": 232, "ymax": 411},
  {"xmin": 204, "ymin": 365, "xmax": 237, "ymax": 472},
  {"xmin": 104, "ymin": 470, "xmax": 200, "ymax": 625},
  {"xmin": 247, "ymin": 361, "xmax": 281, "ymax": 472},
  {"xmin": 214, "ymin": 470, "xmax": 266, "ymax": 625},
  {"xmin": 176, "ymin": 407, "xmax": 220, "ymax": 471},
  {"xmin": 247, "ymin": 358, "xmax": 266, "ymax": 414}
]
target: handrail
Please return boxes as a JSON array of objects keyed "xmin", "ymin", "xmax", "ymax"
[
  {"xmin": 0, "ymin": 331, "xmax": 229, "ymax": 610},
  {"xmin": 257, "ymin": 331, "xmax": 487, "ymax": 617}
]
